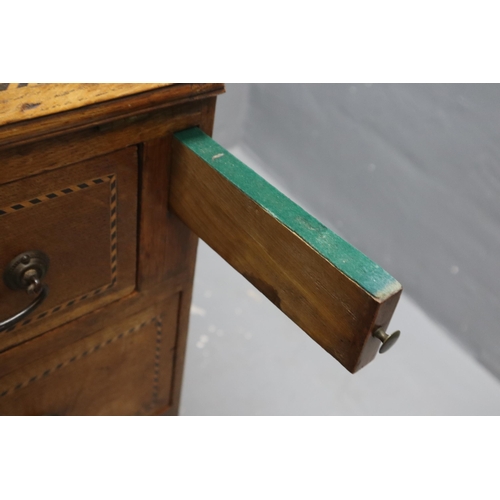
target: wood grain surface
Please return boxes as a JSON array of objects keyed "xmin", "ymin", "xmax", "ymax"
[
  {"xmin": 0, "ymin": 83, "xmax": 173, "ymax": 127},
  {"xmin": 0, "ymin": 84, "xmax": 224, "ymax": 148},
  {"xmin": 0, "ymin": 299, "xmax": 180, "ymax": 416},
  {"xmin": 0, "ymin": 148, "xmax": 138, "ymax": 353},
  {"xmin": 0, "ymin": 87, "xmax": 221, "ymax": 415},
  {"xmin": 171, "ymin": 128, "xmax": 402, "ymax": 372},
  {"xmin": 0, "ymin": 101, "xmax": 206, "ymax": 186}
]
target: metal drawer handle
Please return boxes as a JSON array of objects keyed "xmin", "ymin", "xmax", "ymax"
[{"xmin": 1, "ymin": 251, "xmax": 50, "ymax": 332}]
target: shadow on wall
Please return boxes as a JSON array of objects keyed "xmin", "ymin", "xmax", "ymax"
[{"xmin": 214, "ymin": 83, "xmax": 500, "ymax": 380}]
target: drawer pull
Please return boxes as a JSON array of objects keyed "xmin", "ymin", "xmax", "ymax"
[{"xmin": 1, "ymin": 251, "xmax": 50, "ymax": 332}]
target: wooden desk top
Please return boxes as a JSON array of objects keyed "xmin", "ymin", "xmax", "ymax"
[
  {"xmin": 0, "ymin": 83, "xmax": 224, "ymax": 147},
  {"xmin": 0, "ymin": 84, "xmax": 176, "ymax": 128}
]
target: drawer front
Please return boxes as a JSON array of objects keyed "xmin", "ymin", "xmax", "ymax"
[
  {"xmin": 0, "ymin": 297, "xmax": 179, "ymax": 416},
  {"xmin": 0, "ymin": 148, "xmax": 138, "ymax": 352}
]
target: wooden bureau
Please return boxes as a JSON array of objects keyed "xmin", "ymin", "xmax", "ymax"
[{"xmin": 0, "ymin": 83, "xmax": 402, "ymax": 415}]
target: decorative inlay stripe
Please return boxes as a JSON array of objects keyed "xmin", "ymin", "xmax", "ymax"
[
  {"xmin": 0, "ymin": 175, "xmax": 112, "ymax": 217},
  {"xmin": 151, "ymin": 317, "xmax": 163, "ymax": 407},
  {"xmin": 3, "ymin": 174, "xmax": 118, "ymax": 332}
]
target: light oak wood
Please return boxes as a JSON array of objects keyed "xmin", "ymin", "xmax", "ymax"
[
  {"xmin": 0, "ymin": 84, "xmax": 224, "ymax": 148},
  {"xmin": 0, "ymin": 83, "xmax": 172, "ymax": 128},
  {"xmin": 170, "ymin": 128, "xmax": 402, "ymax": 373}
]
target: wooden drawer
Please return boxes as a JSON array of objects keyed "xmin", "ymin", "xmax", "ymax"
[
  {"xmin": 0, "ymin": 297, "xmax": 179, "ymax": 416},
  {"xmin": 0, "ymin": 147, "xmax": 138, "ymax": 352}
]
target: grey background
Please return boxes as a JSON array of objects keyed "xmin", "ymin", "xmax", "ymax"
[{"xmin": 179, "ymin": 84, "xmax": 500, "ymax": 415}]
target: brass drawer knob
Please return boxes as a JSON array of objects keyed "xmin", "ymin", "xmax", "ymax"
[
  {"xmin": 373, "ymin": 327, "xmax": 400, "ymax": 354},
  {"xmin": 1, "ymin": 250, "xmax": 50, "ymax": 332}
]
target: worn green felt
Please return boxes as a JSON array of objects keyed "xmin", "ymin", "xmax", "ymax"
[{"xmin": 174, "ymin": 128, "xmax": 401, "ymax": 300}]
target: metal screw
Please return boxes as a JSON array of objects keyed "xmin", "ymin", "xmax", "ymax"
[
  {"xmin": 21, "ymin": 254, "xmax": 30, "ymax": 264},
  {"xmin": 23, "ymin": 269, "xmax": 42, "ymax": 295},
  {"xmin": 373, "ymin": 328, "xmax": 400, "ymax": 354}
]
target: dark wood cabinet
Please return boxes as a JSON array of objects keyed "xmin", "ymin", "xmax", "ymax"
[{"xmin": 0, "ymin": 83, "xmax": 401, "ymax": 415}]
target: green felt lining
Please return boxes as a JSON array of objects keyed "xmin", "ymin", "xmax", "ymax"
[{"xmin": 175, "ymin": 128, "xmax": 401, "ymax": 300}]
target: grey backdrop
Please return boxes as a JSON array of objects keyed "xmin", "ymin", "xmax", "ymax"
[{"xmin": 213, "ymin": 83, "xmax": 500, "ymax": 380}]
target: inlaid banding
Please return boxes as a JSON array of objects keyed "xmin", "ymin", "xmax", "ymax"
[{"xmin": 2, "ymin": 174, "xmax": 118, "ymax": 332}]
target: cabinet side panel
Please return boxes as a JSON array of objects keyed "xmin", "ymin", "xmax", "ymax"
[{"xmin": 162, "ymin": 97, "xmax": 218, "ymax": 415}]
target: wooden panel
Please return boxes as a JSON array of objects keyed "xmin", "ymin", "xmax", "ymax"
[
  {"xmin": 137, "ymin": 98, "xmax": 218, "ymax": 412},
  {"xmin": 0, "ymin": 84, "xmax": 224, "ymax": 149},
  {"xmin": 0, "ymin": 83, "xmax": 173, "ymax": 127},
  {"xmin": 0, "ymin": 101, "xmax": 204, "ymax": 186},
  {"xmin": 0, "ymin": 298, "xmax": 180, "ymax": 416},
  {"xmin": 138, "ymin": 136, "xmax": 172, "ymax": 288},
  {"xmin": 0, "ymin": 148, "xmax": 138, "ymax": 352},
  {"xmin": 138, "ymin": 137, "xmax": 200, "ymax": 290},
  {"xmin": 170, "ymin": 128, "xmax": 402, "ymax": 373},
  {"xmin": 163, "ymin": 97, "xmax": 218, "ymax": 415},
  {"xmin": 0, "ymin": 88, "xmax": 221, "ymax": 415},
  {"xmin": 0, "ymin": 278, "xmax": 190, "ymax": 381}
]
